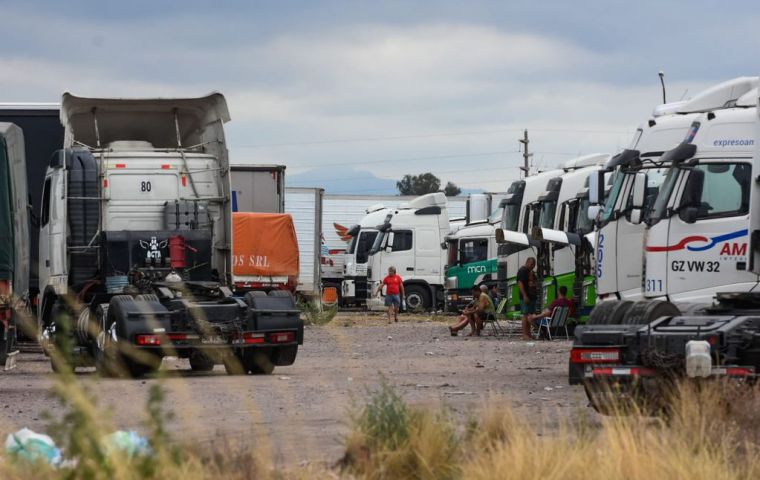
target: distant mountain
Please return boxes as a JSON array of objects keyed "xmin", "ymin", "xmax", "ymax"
[{"xmin": 286, "ymin": 167, "xmax": 482, "ymax": 195}]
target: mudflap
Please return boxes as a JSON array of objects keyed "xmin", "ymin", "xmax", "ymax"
[{"xmin": 246, "ymin": 294, "xmax": 304, "ymax": 344}]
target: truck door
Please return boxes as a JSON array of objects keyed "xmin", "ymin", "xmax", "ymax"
[
  {"xmin": 38, "ymin": 168, "xmax": 67, "ymax": 297},
  {"xmin": 613, "ymin": 174, "xmax": 644, "ymax": 299},
  {"xmin": 662, "ymin": 162, "xmax": 755, "ymax": 300}
]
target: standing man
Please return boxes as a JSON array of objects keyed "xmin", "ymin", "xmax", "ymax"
[
  {"xmin": 375, "ymin": 266, "xmax": 405, "ymax": 324},
  {"xmin": 518, "ymin": 257, "xmax": 537, "ymax": 339}
]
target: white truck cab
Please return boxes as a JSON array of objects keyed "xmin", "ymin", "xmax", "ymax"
[
  {"xmin": 365, "ymin": 193, "xmax": 450, "ymax": 311},
  {"xmin": 590, "ymin": 77, "xmax": 758, "ymax": 304},
  {"xmin": 644, "ymin": 103, "xmax": 759, "ymax": 303},
  {"xmin": 341, "ymin": 204, "xmax": 392, "ymax": 304}
]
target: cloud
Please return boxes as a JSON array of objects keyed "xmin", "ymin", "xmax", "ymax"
[{"xmin": 0, "ymin": 4, "xmax": 750, "ymax": 193}]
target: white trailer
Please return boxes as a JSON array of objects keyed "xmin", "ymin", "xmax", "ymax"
[
  {"xmin": 230, "ymin": 165, "xmax": 285, "ymax": 213},
  {"xmin": 284, "ymin": 187, "xmax": 324, "ymax": 296}
]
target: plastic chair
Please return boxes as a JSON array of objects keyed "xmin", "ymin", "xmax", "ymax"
[{"xmin": 534, "ymin": 306, "xmax": 569, "ymax": 341}]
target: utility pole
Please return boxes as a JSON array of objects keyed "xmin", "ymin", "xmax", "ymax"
[{"xmin": 518, "ymin": 129, "xmax": 532, "ymax": 177}]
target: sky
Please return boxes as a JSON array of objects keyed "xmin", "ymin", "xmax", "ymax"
[{"xmin": 0, "ymin": 0, "xmax": 758, "ymax": 193}]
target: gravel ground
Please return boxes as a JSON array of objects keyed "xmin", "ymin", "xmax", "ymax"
[{"xmin": 0, "ymin": 313, "xmax": 594, "ymax": 466}]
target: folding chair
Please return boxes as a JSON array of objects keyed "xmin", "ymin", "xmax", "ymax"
[
  {"xmin": 534, "ymin": 306, "xmax": 570, "ymax": 341},
  {"xmin": 481, "ymin": 312, "xmax": 505, "ymax": 336}
]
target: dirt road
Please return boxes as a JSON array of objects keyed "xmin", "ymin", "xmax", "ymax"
[{"xmin": 0, "ymin": 314, "xmax": 593, "ymax": 466}]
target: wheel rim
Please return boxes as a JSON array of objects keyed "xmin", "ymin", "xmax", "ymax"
[{"xmin": 407, "ymin": 293, "xmax": 423, "ymax": 310}]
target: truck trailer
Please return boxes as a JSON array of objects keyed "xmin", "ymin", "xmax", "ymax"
[
  {"xmin": 0, "ymin": 123, "xmax": 30, "ymax": 368},
  {"xmin": 39, "ymin": 93, "xmax": 302, "ymax": 377}
]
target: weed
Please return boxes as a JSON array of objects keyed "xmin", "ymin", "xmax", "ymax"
[{"xmin": 297, "ymin": 298, "xmax": 337, "ymax": 326}]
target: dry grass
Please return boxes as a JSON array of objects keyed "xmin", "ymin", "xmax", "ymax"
[{"xmin": 3, "ymin": 373, "xmax": 760, "ymax": 479}]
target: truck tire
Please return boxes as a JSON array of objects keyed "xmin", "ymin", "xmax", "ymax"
[
  {"xmin": 223, "ymin": 354, "xmax": 246, "ymax": 375},
  {"xmin": 623, "ymin": 300, "xmax": 680, "ymax": 326},
  {"xmin": 244, "ymin": 350, "xmax": 275, "ymax": 375},
  {"xmin": 584, "ymin": 381, "xmax": 637, "ymax": 416},
  {"xmin": 587, "ymin": 300, "xmax": 632, "ymax": 325},
  {"xmin": 189, "ymin": 352, "xmax": 215, "ymax": 372},
  {"xmin": 587, "ymin": 301, "xmax": 619, "ymax": 325},
  {"xmin": 405, "ymin": 285, "xmax": 430, "ymax": 312}
]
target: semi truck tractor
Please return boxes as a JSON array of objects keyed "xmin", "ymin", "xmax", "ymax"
[
  {"xmin": 528, "ymin": 157, "xmax": 609, "ymax": 322},
  {"xmin": 443, "ymin": 194, "xmax": 508, "ymax": 311},
  {"xmin": 589, "ymin": 77, "xmax": 758, "ymax": 306},
  {"xmin": 571, "ymin": 78, "xmax": 760, "ymax": 414},
  {"xmin": 0, "ymin": 123, "xmax": 30, "ymax": 368},
  {"xmin": 365, "ymin": 193, "xmax": 453, "ymax": 311},
  {"xmin": 38, "ymin": 93, "xmax": 302, "ymax": 377},
  {"xmin": 313, "ymin": 192, "xmax": 467, "ymax": 306}
]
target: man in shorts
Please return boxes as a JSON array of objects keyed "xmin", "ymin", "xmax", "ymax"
[
  {"xmin": 375, "ymin": 266, "xmax": 405, "ymax": 324},
  {"xmin": 518, "ymin": 257, "xmax": 538, "ymax": 339}
]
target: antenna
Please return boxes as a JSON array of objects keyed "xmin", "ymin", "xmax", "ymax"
[{"xmin": 658, "ymin": 71, "xmax": 667, "ymax": 103}]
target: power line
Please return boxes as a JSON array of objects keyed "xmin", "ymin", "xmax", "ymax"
[
  {"xmin": 283, "ymin": 149, "xmax": 520, "ymax": 169},
  {"xmin": 235, "ymin": 126, "xmax": 632, "ymax": 148}
]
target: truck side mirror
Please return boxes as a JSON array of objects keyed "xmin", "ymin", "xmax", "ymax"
[
  {"xmin": 679, "ymin": 207, "xmax": 698, "ymax": 224},
  {"xmin": 495, "ymin": 228, "xmax": 505, "ymax": 244},
  {"xmin": 629, "ymin": 208, "xmax": 643, "ymax": 225},
  {"xmin": 588, "ymin": 171, "xmax": 604, "ymax": 205},
  {"xmin": 498, "ymin": 198, "xmax": 508, "ymax": 208},
  {"xmin": 631, "ymin": 172, "xmax": 647, "ymax": 209},
  {"xmin": 385, "ymin": 232, "xmax": 395, "ymax": 252}
]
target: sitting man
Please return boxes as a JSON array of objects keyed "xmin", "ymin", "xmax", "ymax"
[
  {"xmin": 449, "ymin": 285, "xmax": 495, "ymax": 336},
  {"xmin": 525, "ymin": 285, "xmax": 574, "ymax": 337}
]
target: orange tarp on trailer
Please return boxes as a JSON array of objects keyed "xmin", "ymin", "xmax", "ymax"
[{"xmin": 232, "ymin": 212, "xmax": 299, "ymax": 277}]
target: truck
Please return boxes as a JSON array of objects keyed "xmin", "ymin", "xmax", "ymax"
[
  {"xmin": 38, "ymin": 93, "xmax": 303, "ymax": 377},
  {"xmin": 0, "ymin": 104, "xmax": 63, "ymax": 338},
  {"xmin": 493, "ymin": 168, "xmax": 564, "ymax": 319},
  {"xmin": 284, "ymin": 190, "xmax": 467, "ymax": 305},
  {"xmin": 528, "ymin": 156, "xmax": 609, "ymax": 322},
  {"xmin": 284, "ymin": 187, "xmax": 324, "ymax": 297},
  {"xmin": 0, "ymin": 123, "xmax": 30, "ymax": 368},
  {"xmin": 365, "ymin": 192, "xmax": 454, "ymax": 311},
  {"xmin": 570, "ymin": 78, "xmax": 760, "ymax": 414},
  {"xmin": 589, "ymin": 77, "xmax": 758, "ymax": 306},
  {"xmin": 443, "ymin": 194, "xmax": 509, "ymax": 311},
  {"xmin": 230, "ymin": 165, "xmax": 299, "ymax": 294}
]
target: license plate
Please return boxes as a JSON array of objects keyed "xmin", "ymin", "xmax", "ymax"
[{"xmin": 201, "ymin": 336, "xmax": 227, "ymax": 345}]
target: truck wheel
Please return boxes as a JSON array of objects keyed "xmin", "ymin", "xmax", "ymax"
[
  {"xmin": 587, "ymin": 301, "xmax": 619, "ymax": 325},
  {"xmin": 623, "ymin": 300, "xmax": 680, "ymax": 326},
  {"xmin": 223, "ymin": 353, "xmax": 246, "ymax": 375},
  {"xmin": 244, "ymin": 350, "xmax": 275, "ymax": 375},
  {"xmin": 189, "ymin": 352, "xmax": 215, "ymax": 372},
  {"xmin": 584, "ymin": 381, "xmax": 637, "ymax": 416},
  {"xmin": 405, "ymin": 285, "xmax": 430, "ymax": 312},
  {"xmin": 609, "ymin": 300, "xmax": 634, "ymax": 325}
]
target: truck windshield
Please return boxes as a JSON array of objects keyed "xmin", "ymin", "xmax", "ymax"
[
  {"xmin": 649, "ymin": 167, "xmax": 680, "ymax": 222},
  {"xmin": 638, "ymin": 167, "xmax": 669, "ymax": 221},
  {"xmin": 355, "ymin": 231, "xmax": 379, "ymax": 263},
  {"xmin": 502, "ymin": 202, "xmax": 520, "ymax": 231},
  {"xmin": 347, "ymin": 233, "xmax": 359, "ymax": 254},
  {"xmin": 488, "ymin": 206, "xmax": 503, "ymax": 224},
  {"xmin": 539, "ymin": 200, "xmax": 557, "ymax": 229}
]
